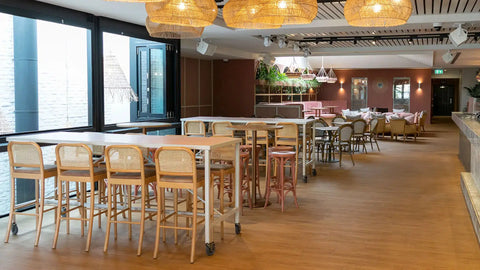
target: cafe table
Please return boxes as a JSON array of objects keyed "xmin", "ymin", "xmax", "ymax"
[
  {"xmin": 324, "ymin": 105, "xmax": 338, "ymax": 114},
  {"xmin": 116, "ymin": 122, "xmax": 172, "ymax": 134},
  {"xmin": 316, "ymin": 126, "xmax": 339, "ymax": 163},
  {"xmin": 181, "ymin": 116, "xmax": 316, "ymax": 183},
  {"xmin": 310, "ymin": 107, "xmax": 328, "ymax": 118},
  {"xmin": 7, "ymin": 131, "xmax": 241, "ymax": 256},
  {"xmin": 226, "ymin": 123, "xmax": 282, "ymax": 207}
]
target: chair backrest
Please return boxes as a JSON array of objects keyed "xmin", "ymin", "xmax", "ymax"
[
  {"xmin": 390, "ymin": 119, "xmax": 406, "ymax": 134},
  {"xmin": 419, "ymin": 111, "xmax": 427, "ymax": 126},
  {"xmin": 375, "ymin": 118, "xmax": 386, "ymax": 133},
  {"xmin": 369, "ymin": 118, "xmax": 378, "ymax": 133},
  {"xmin": 314, "ymin": 119, "xmax": 328, "ymax": 137},
  {"xmin": 332, "ymin": 116, "xmax": 346, "ymax": 123},
  {"xmin": 352, "ymin": 119, "xmax": 367, "ymax": 135},
  {"xmin": 212, "ymin": 121, "xmax": 233, "ymax": 137},
  {"xmin": 337, "ymin": 124, "xmax": 353, "ymax": 142},
  {"xmin": 275, "ymin": 122, "xmax": 298, "ymax": 147},
  {"xmin": 56, "ymin": 143, "xmax": 93, "ymax": 171},
  {"xmin": 82, "ymin": 132, "xmax": 105, "ymax": 156},
  {"xmin": 105, "ymin": 145, "xmax": 145, "ymax": 174},
  {"xmin": 155, "ymin": 147, "xmax": 197, "ymax": 182},
  {"xmin": 184, "ymin": 121, "xmax": 206, "ymax": 137},
  {"xmin": 211, "ymin": 144, "xmax": 236, "ymax": 162},
  {"xmin": 125, "ymin": 133, "xmax": 150, "ymax": 158},
  {"xmin": 8, "ymin": 141, "xmax": 43, "ymax": 169},
  {"xmin": 317, "ymin": 117, "xmax": 329, "ymax": 127}
]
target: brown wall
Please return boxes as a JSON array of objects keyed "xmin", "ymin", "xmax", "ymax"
[
  {"xmin": 180, "ymin": 57, "xmax": 213, "ymax": 117},
  {"xmin": 318, "ymin": 69, "xmax": 432, "ymax": 121},
  {"xmin": 212, "ymin": 59, "xmax": 256, "ymax": 117}
]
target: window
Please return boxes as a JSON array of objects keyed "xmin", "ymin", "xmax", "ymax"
[
  {"xmin": 351, "ymin": 77, "xmax": 368, "ymax": 110},
  {"xmin": 103, "ymin": 32, "xmax": 167, "ymax": 125},
  {"xmin": 0, "ymin": 13, "xmax": 91, "ymax": 135},
  {"xmin": 393, "ymin": 78, "xmax": 410, "ymax": 111}
]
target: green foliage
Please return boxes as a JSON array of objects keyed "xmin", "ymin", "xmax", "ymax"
[
  {"xmin": 255, "ymin": 61, "xmax": 269, "ymax": 80},
  {"xmin": 465, "ymin": 82, "xmax": 480, "ymax": 98}
]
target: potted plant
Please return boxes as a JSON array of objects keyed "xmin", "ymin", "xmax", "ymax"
[
  {"xmin": 255, "ymin": 61, "xmax": 269, "ymax": 85},
  {"xmin": 465, "ymin": 82, "xmax": 480, "ymax": 113}
]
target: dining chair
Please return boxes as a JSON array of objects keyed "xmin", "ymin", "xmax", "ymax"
[
  {"xmin": 390, "ymin": 119, "xmax": 417, "ymax": 142},
  {"xmin": 332, "ymin": 116, "xmax": 346, "ymax": 124},
  {"xmin": 53, "ymin": 143, "xmax": 107, "ymax": 252},
  {"xmin": 153, "ymin": 147, "xmax": 205, "ymax": 263},
  {"xmin": 212, "ymin": 121, "xmax": 234, "ymax": 137},
  {"xmin": 331, "ymin": 124, "xmax": 355, "ymax": 167},
  {"xmin": 103, "ymin": 145, "xmax": 157, "ymax": 256},
  {"xmin": 5, "ymin": 141, "xmax": 58, "ymax": 247},
  {"xmin": 351, "ymin": 119, "xmax": 368, "ymax": 153},
  {"xmin": 365, "ymin": 118, "xmax": 380, "ymax": 151},
  {"xmin": 184, "ymin": 121, "xmax": 206, "ymax": 137}
]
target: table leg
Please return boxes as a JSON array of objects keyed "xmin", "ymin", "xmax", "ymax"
[
  {"xmin": 204, "ymin": 150, "xmax": 215, "ymax": 255},
  {"xmin": 181, "ymin": 121, "xmax": 185, "ymax": 135},
  {"xmin": 251, "ymin": 131, "xmax": 266, "ymax": 208},
  {"xmin": 234, "ymin": 143, "xmax": 241, "ymax": 234},
  {"xmin": 302, "ymin": 124, "xmax": 307, "ymax": 183},
  {"xmin": 142, "ymin": 128, "xmax": 147, "ymax": 135}
]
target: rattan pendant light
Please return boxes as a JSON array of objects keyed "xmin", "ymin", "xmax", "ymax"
[
  {"xmin": 223, "ymin": 0, "xmax": 281, "ymax": 29},
  {"xmin": 252, "ymin": 0, "xmax": 318, "ymax": 26},
  {"xmin": 344, "ymin": 0, "xmax": 413, "ymax": 27},
  {"xmin": 105, "ymin": 0, "xmax": 166, "ymax": 2},
  {"xmin": 146, "ymin": 17, "xmax": 204, "ymax": 39},
  {"xmin": 145, "ymin": 0, "xmax": 218, "ymax": 27}
]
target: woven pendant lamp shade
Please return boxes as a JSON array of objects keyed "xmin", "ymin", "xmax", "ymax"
[
  {"xmin": 146, "ymin": 17, "xmax": 204, "ymax": 39},
  {"xmin": 105, "ymin": 0, "xmax": 166, "ymax": 2},
  {"xmin": 344, "ymin": 0, "xmax": 413, "ymax": 27},
  {"xmin": 223, "ymin": 0, "xmax": 281, "ymax": 29},
  {"xmin": 145, "ymin": 0, "xmax": 218, "ymax": 27},
  {"xmin": 252, "ymin": 0, "xmax": 318, "ymax": 26}
]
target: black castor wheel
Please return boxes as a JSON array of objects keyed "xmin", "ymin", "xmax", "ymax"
[
  {"xmin": 235, "ymin": 223, "xmax": 241, "ymax": 235},
  {"xmin": 205, "ymin": 242, "xmax": 216, "ymax": 256},
  {"xmin": 303, "ymin": 176, "xmax": 308, "ymax": 183},
  {"xmin": 11, "ymin": 222, "xmax": 18, "ymax": 235},
  {"xmin": 312, "ymin": 169, "xmax": 317, "ymax": 176}
]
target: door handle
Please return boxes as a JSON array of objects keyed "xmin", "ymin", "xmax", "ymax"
[{"xmin": 450, "ymin": 98, "xmax": 453, "ymax": 104}]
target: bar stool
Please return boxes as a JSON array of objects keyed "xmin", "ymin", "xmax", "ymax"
[
  {"xmin": 5, "ymin": 141, "xmax": 57, "ymax": 247},
  {"xmin": 224, "ymin": 150, "xmax": 252, "ymax": 214},
  {"xmin": 184, "ymin": 120, "xmax": 206, "ymax": 137},
  {"xmin": 264, "ymin": 148, "xmax": 298, "ymax": 212},
  {"xmin": 53, "ymin": 143, "xmax": 107, "ymax": 252},
  {"xmin": 240, "ymin": 144, "xmax": 262, "ymax": 197},
  {"xmin": 245, "ymin": 122, "xmax": 273, "ymax": 181},
  {"xmin": 211, "ymin": 121, "xmax": 234, "ymax": 137},
  {"xmin": 103, "ymin": 145, "xmax": 157, "ymax": 256}
]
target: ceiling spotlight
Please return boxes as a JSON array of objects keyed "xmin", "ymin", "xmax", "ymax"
[
  {"xmin": 408, "ymin": 37, "xmax": 413, "ymax": 44},
  {"xmin": 371, "ymin": 40, "xmax": 376, "ymax": 45},
  {"xmin": 303, "ymin": 47, "xmax": 311, "ymax": 57},
  {"xmin": 353, "ymin": 39, "xmax": 358, "ymax": 45},
  {"xmin": 293, "ymin": 42, "xmax": 300, "ymax": 52},
  {"xmin": 277, "ymin": 36, "xmax": 287, "ymax": 48},
  {"xmin": 264, "ymin": 36, "xmax": 272, "ymax": 47},
  {"xmin": 442, "ymin": 50, "xmax": 459, "ymax": 64},
  {"xmin": 329, "ymin": 40, "xmax": 333, "ymax": 45},
  {"xmin": 474, "ymin": 35, "xmax": 479, "ymax": 41},
  {"xmin": 449, "ymin": 24, "xmax": 468, "ymax": 47}
]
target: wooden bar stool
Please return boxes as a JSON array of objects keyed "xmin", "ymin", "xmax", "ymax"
[
  {"xmin": 265, "ymin": 149, "xmax": 298, "ymax": 212},
  {"xmin": 103, "ymin": 145, "xmax": 157, "ymax": 256},
  {"xmin": 240, "ymin": 144, "xmax": 262, "ymax": 197},
  {"xmin": 5, "ymin": 141, "xmax": 57, "ymax": 247},
  {"xmin": 53, "ymin": 143, "xmax": 107, "ymax": 252},
  {"xmin": 223, "ymin": 150, "xmax": 252, "ymax": 214}
]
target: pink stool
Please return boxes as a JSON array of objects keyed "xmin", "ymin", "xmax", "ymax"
[{"xmin": 265, "ymin": 149, "xmax": 298, "ymax": 212}]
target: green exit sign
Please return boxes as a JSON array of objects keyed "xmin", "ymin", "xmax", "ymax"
[{"xmin": 434, "ymin": 69, "xmax": 444, "ymax": 75}]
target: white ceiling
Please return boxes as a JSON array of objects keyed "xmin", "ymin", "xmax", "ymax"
[{"xmin": 37, "ymin": 0, "xmax": 480, "ymax": 69}]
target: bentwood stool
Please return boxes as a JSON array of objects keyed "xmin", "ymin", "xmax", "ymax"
[
  {"xmin": 264, "ymin": 149, "xmax": 298, "ymax": 212},
  {"xmin": 240, "ymin": 144, "xmax": 262, "ymax": 198},
  {"xmin": 224, "ymin": 150, "xmax": 252, "ymax": 214},
  {"xmin": 5, "ymin": 141, "xmax": 58, "ymax": 247},
  {"xmin": 154, "ymin": 147, "xmax": 205, "ymax": 263},
  {"xmin": 103, "ymin": 145, "xmax": 156, "ymax": 256},
  {"xmin": 53, "ymin": 143, "xmax": 107, "ymax": 252}
]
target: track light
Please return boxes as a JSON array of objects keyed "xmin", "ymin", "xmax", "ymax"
[
  {"xmin": 408, "ymin": 37, "xmax": 413, "ymax": 44},
  {"xmin": 353, "ymin": 39, "xmax": 357, "ymax": 45},
  {"xmin": 264, "ymin": 36, "xmax": 272, "ymax": 47},
  {"xmin": 277, "ymin": 36, "xmax": 287, "ymax": 48},
  {"xmin": 303, "ymin": 47, "xmax": 311, "ymax": 57},
  {"xmin": 293, "ymin": 42, "xmax": 300, "ymax": 52},
  {"xmin": 449, "ymin": 24, "xmax": 468, "ymax": 47}
]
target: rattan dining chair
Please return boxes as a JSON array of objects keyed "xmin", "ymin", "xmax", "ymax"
[
  {"xmin": 5, "ymin": 141, "xmax": 58, "ymax": 247},
  {"xmin": 365, "ymin": 118, "xmax": 380, "ymax": 151},
  {"xmin": 211, "ymin": 121, "xmax": 234, "ymax": 137},
  {"xmin": 331, "ymin": 124, "xmax": 355, "ymax": 167},
  {"xmin": 184, "ymin": 121, "xmax": 206, "ymax": 137},
  {"xmin": 103, "ymin": 145, "xmax": 157, "ymax": 256},
  {"xmin": 53, "ymin": 143, "xmax": 107, "ymax": 252},
  {"xmin": 154, "ymin": 147, "xmax": 205, "ymax": 263},
  {"xmin": 351, "ymin": 119, "xmax": 368, "ymax": 153}
]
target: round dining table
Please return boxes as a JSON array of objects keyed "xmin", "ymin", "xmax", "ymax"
[{"xmin": 227, "ymin": 123, "xmax": 283, "ymax": 208}]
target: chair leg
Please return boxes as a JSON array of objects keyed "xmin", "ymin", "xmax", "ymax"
[
  {"xmin": 190, "ymin": 188, "xmax": 198, "ymax": 264},
  {"xmin": 5, "ymin": 176, "xmax": 16, "ymax": 243},
  {"xmin": 104, "ymin": 183, "xmax": 112, "ymax": 253},
  {"xmin": 137, "ymin": 185, "xmax": 146, "ymax": 256},
  {"xmin": 34, "ymin": 178, "xmax": 46, "ymax": 247},
  {"xmin": 85, "ymin": 181, "xmax": 95, "ymax": 252},
  {"xmin": 153, "ymin": 186, "xmax": 162, "ymax": 259},
  {"xmin": 52, "ymin": 178, "xmax": 63, "ymax": 249}
]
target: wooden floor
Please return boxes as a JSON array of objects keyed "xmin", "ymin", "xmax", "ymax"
[{"xmin": 1, "ymin": 119, "xmax": 480, "ymax": 269}]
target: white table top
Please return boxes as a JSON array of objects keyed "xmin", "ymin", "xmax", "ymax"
[
  {"xmin": 317, "ymin": 126, "xmax": 339, "ymax": 131},
  {"xmin": 7, "ymin": 131, "xmax": 241, "ymax": 151},
  {"xmin": 116, "ymin": 122, "xmax": 172, "ymax": 128},
  {"xmin": 181, "ymin": 116, "xmax": 315, "ymax": 125}
]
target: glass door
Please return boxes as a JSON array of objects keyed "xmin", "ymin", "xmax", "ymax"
[
  {"xmin": 137, "ymin": 45, "xmax": 166, "ymax": 118},
  {"xmin": 351, "ymin": 77, "xmax": 368, "ymax": 110}
]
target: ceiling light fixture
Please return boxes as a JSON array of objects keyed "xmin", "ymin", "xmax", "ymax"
[
  {"xmin": 316, "ymin": 56, "xmax": 329, "ymax": 83},
  {"xmin": 277, "ymin": 36, "xmax": 287, "ymax": 48},
  {"xmin": 326, "ymin": 66, "xmax": 337, "ymax": 83},
  {"xmin": 145, "ymin": 0, "xmax": 217, "ymax": 27},
  {"xmin": 449, "ymin": 24, "xmax": 468, "ymax": 47},
  {"xmin": 145, "ymin": 16, "xmax": 204, "ymax": 39},
  {"xmin": 264, "ymin": 36, "xmax": 272, "ymax": 47},
  {"xmin": 302, "ymin": 46, "xmax": 311, "ymax": 57},
  {"xmin": 252, "ymin": 0, "xmax": 318, "ymax": 26},
  {"xmin": 223, "ymin": 0, "xmax": 281, "ymax": 29},
  {"xmin": 293, "ymin": 42, "xmax": 300, "ymax": 52},
  {"xmin": 408, "ymin": 37, "xmax": 413, "ymax": 44},
  {"xmin": 344, "ymin": 0, "xmax": 412, "ymax": 27}
]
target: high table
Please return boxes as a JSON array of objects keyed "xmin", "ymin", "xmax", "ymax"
[
  {"xmin": 226, "ymin": 124, "xmax": 283, "ymax": 207},
  {"xmin": 181, "ymin": 116, "xmax": 315, "ymax": 183},
  {"xmin": 116, "ymin": 122, "xmax": 172, "ymax": 134},
  {"xmin": 7, "ymin": 131, "xmax": 241, "ymax": 256}
]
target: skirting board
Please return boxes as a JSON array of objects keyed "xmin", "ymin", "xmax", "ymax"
[{"xmin": 461, "ymin": 172, "xmax": 480, "ymax": 246}]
